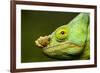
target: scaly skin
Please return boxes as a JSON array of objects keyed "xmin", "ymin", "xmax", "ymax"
[{"xmin": 35, "ymin": 13, "xmax": 90, "ymax": 60}]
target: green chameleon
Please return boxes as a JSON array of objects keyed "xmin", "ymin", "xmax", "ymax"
[{"xmin": 35, "ymin": 13, "xmax": 90, "ymax": 60}]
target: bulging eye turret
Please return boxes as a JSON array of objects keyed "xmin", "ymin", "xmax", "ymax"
[{"xmin": 55, "ymin": 28, "xmax": 68, "ymax": 41}]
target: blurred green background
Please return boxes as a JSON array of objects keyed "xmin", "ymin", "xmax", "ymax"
[{"xmin": 21, "ymin": 10, "xmax": 79, "ymax": 63}]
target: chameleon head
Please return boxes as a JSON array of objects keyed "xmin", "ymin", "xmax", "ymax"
[
  {"xmin": 35, "ymin": 25, "xmax": 85, "ymax": 60},
  {"xmin": 35, "ymin": 13, "xmax": 89, "ymax": 60}
]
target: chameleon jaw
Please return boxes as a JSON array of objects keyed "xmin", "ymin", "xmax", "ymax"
[{"xmin": 42, "ymin": 41, "xmax": 83, "ymax": 60}]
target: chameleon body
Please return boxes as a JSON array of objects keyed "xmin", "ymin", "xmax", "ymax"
[{"xmin": 35, "ymin": 13, "xmax": 90, "ymax": 60}]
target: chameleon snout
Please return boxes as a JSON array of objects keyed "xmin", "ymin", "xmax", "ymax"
[{"xmin": 35, "ymin": 36, "xmax": 50, "ymax": 48}]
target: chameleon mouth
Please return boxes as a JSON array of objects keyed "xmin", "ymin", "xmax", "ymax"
[{"xmin": 44, "ymin": 41, "xmax": 81, "ymax": 50}]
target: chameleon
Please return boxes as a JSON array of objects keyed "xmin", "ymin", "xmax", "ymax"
[{"xmin": 35, "ymin": 13, "xmax": 90, "ymax": 60}]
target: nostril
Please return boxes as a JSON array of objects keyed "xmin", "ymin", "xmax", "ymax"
[{"xmin": 48, "ymin": 37, "xmax": 50, "ymax": 41}]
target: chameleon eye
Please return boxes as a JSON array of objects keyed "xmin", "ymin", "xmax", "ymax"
[
  {"xmin": 55, "ymin": 28, "xmax": 68, "ymax": 41},
  {"xmin": 60, "ymin": 31, "xmax": 65, "ymax": 35}
]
